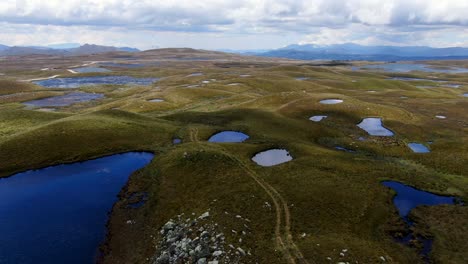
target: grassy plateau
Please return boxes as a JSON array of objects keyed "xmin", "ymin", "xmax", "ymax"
[{"xmin": 0, "ymin": 51, "xmax": 466, "ymax": 264}]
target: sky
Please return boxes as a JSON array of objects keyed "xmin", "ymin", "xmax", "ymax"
[{"xmin": 1, "ymin": 0, "xmax": 468, "ymax": 50}]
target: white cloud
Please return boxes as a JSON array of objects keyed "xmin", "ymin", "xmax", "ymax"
[{"xmin": 0, "ymin": 0, "xmax": 467, "ymax": 49}]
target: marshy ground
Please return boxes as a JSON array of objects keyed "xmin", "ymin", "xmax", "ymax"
[{"xmin": 0, "ymin": 50, "xmax": 467, "ymax": 264}]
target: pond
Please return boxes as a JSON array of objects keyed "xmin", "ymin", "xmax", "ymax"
[
  {"xmin": 309, "ymin": 115, "xmax": 327, "ymax": 122},
  {"xmin": 435, "ymin": 115, "xmax": 446, "ymax": 119},
  {"xmin": 388, "ymin": 77, "xmax": 441, "ymax": 82},
  {"xmin": 148, "ymin": 98, "xmax": 165, "ymax": 103},
  {"xmin": 0, "ymin": 152, "xmax": 154, "ymax": 264},
  {"xmin": 99, "ymin": 63, "xmax": 145, "ymax": 68},
  {"xmin": 208, "ymin": 131, "xmax": 249, "ymax": 143},
  {"xmin": 252, "ymin": 149, "xmax": 292, "ymax": 167},
  {"xmin": 382, "ymin": 181, "xmax": 457, "ymax": 259},
  {"xmin": 295, "ymin": 77, "xmax": 310, "ymax": 81},
  {"xmin": 34, "ymin": 76, "xmax": 159, "ymax": 88},
  {"xmin": 71, "ymin": 67, "xmax": 111, "ymax": 73},
  {"xmin": 334, "ymin": 146, "xmax": 356, "ymax": 153},
  {"xmin": 173, "ymin": 138, "xmax": 182, "ymax": 145},
  {"xmin": 464, "ymin": 93, "xmax": 468, "ymax": 97},
  {"xmin": 357, "ymin": 118, "xmax": 394, "ymax": 136},
  {"xmin": 408, "ymin": 143, "xmax": 430, "ymax": 153},
  {"xmin": 23, "ymin": 92, "xmax": 104, "ymax": 107},
  {"xmin": 187, "ymin": 73, "xmax": 203, "ymax": 77},
  {"xmin": 320, "ymin": 99, "xmax": 343, "ymax": 105},
  {"xmin": 361, "ymin": 63, "xmax": 468, "ymax": 74}
]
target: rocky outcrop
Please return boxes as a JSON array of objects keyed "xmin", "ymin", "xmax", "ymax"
[{"xmin": 152, "ymin": 212, "xmax": 248, "ymax": 264}]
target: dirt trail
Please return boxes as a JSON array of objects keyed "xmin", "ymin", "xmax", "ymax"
[
  {"xmin": 223, "ymin": 151, "xmax": 311, "ymax": 264},
  {"xmin": 188, "ymin": 130, "xmax": 309, "ymax": 263},
  {"xmin": 189, "ymin": 127, "xmax": 199, "ymax": 142}
]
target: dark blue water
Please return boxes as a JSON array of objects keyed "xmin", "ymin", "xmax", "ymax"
[
  {"xmin": 382, "ymin": 181, "xmax": 456, "ymax": 222},
  {"xmin": 382, "ymin": 181, "xmax": 456, "ymax": 261},
  {"xmin": 34, "ymin": 76, "xmax": 159, "ymax": 88},
  {"xmin": 208, "ymin": 131, "xmax": 249, "ymax": 143},
  {"xmin": 0, "ymin": 152, "xmax": 154, "ymax": 264},
  {"xmin": 173, "ymin": 138, "xmax": 182, "ymax": 145},
  {"xmin": 23, "ymin": 92, "xmax": 104, "ymax": 107}
]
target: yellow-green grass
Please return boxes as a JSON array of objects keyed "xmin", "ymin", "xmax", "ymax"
[{"xmin": 0, "ymin": 57, "xmax": 466, "ymax": 264}]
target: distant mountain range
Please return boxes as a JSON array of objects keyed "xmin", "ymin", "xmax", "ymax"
[
  {"xmin": 256, "ymin": 43, "xmax": 468, "ymax": 61},
  {"xmin": 0, "ymin": 44, "xmax": 140, "ymax": 56}
]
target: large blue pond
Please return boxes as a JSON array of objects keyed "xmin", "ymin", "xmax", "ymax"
[
  {"xmin": 0, "ymin": 152, "xmax": 154, "ymax": 264},
  {"xmin": 34, "ymin": 76, "xmax": 159, "ymax": 88},
  {"xmin": 382, "ymin": 181, "xmax": 457, "ymax": 260},
  {"xmin": 23, "ymin": 92, "xmax": 104, "ymax": 107},
  {"xmin": 382, "ymin": 181, "xmax": 456, "ymax": 222},
  {"xmin": 208, "ymin": 131, "xmax": 249, "ymax": 143}
]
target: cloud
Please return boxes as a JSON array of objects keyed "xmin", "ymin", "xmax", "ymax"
[
  {"xmin": 0, "ymin": 0, "xmax": 467, "ymax": 49},
  {"xmin": 1, "ymin": 0, "xmax": 468, "ymax": 32}
]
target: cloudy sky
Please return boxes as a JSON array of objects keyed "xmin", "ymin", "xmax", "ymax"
[{"xmin": 1, "ymin": 0, "xmax": 468, "ymax": 50}]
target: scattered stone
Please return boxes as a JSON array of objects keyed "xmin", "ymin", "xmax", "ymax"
[
  {"xmin": 199, "ymin": 212, "xmax": 210, "ymax": 219},
  {"xmin": 152, "ymin": 212, "xmax": 247, "ymax": 264}
]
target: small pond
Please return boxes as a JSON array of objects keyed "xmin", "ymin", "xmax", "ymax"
[
  {"xmin": 334, "ymin": 146, "xmax": 356, "ymax": 153},
  {"xmin": 0, "ymin": 152, "xmax": 154, "ymax": 264},
  {"xmin": 173, "ymin": 138, "xmax": 182, "ymax": 145},
  {"xmin": 187, "ymin": 73, "xmax": 203, "ymax": 77},
  {"xmin": 252, "ymin": 149, "xmax": 292, "ymax": 167},
  {"xmin": 382, "ymin": 181, "xmax": 457, "ymax": 259},
  {"xmin": 435, "ymin": 115, "xmax": 446, "ymax": 119},
  {"xmin": 34, "ymin": 76, "xmax": 159, "ymax": 88},
  {"xmin": 443, "ymin": 84, "xmax": 461, "ymax": 88},
  {"xmin": 71, "ymin": 67, "xmax": 111, "ymax": 73},
  {"xmin": 408, "ymin": 143, "xmax": 431, "ymax": 153},
  {"xmin": 148, "ymin": 98, "xmax": 165, "ymax": 103},
  {"xmin": 309, "ymin": 115, "xmax": 327, "ymax": 122},
  {"xmin": 23, "ymin": 92, "xmax": 104, "ymax": 107},
  {"xmin": 361, "ymin": 63, "xmax": 468, "ymax": 74},
  {"xmin": 295, "ymin": 77, "xmax": 310, "ymax": 81},
  {"xmin": 357, "ymin": 118, "xmax": 394, "ymax": 136},
  {"xmin": 320, "ymin": 99, "xmax": 343, "ymax": 105},
  {"xmin": 208, "ymin": 131, "xmax": 249, "ymax": 143},
  {"xmin": 464, "ymin": 93, "xmax": 468, "ymax": 97},
  {"xmin": 99, "ymin": 63, "xmax": 145, "ymax": 68},
  {"xmin": 388, "ymin": 77, "xmax": 438, "ymax": 82}
]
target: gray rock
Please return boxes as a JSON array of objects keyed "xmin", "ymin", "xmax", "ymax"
[
  {"xmin": 197, "ymin": 258, "xmax": 207, "ymax": 264},
  {"xmin": 237, "ymin": 247, "xmax": 246, "ymax": 256},
  {"xmin": 199, "ymin": 212, "xmax": 210, "ymax": 219}
]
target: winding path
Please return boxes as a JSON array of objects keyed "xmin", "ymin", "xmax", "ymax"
[{"xmin": 188, "ymin": 127, "xmax": 309, "ymax": 263}]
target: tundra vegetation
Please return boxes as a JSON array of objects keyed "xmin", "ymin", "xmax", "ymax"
[{"xmin": 0, "ymin": 49, "xmax": 466, "ymax": 264}]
